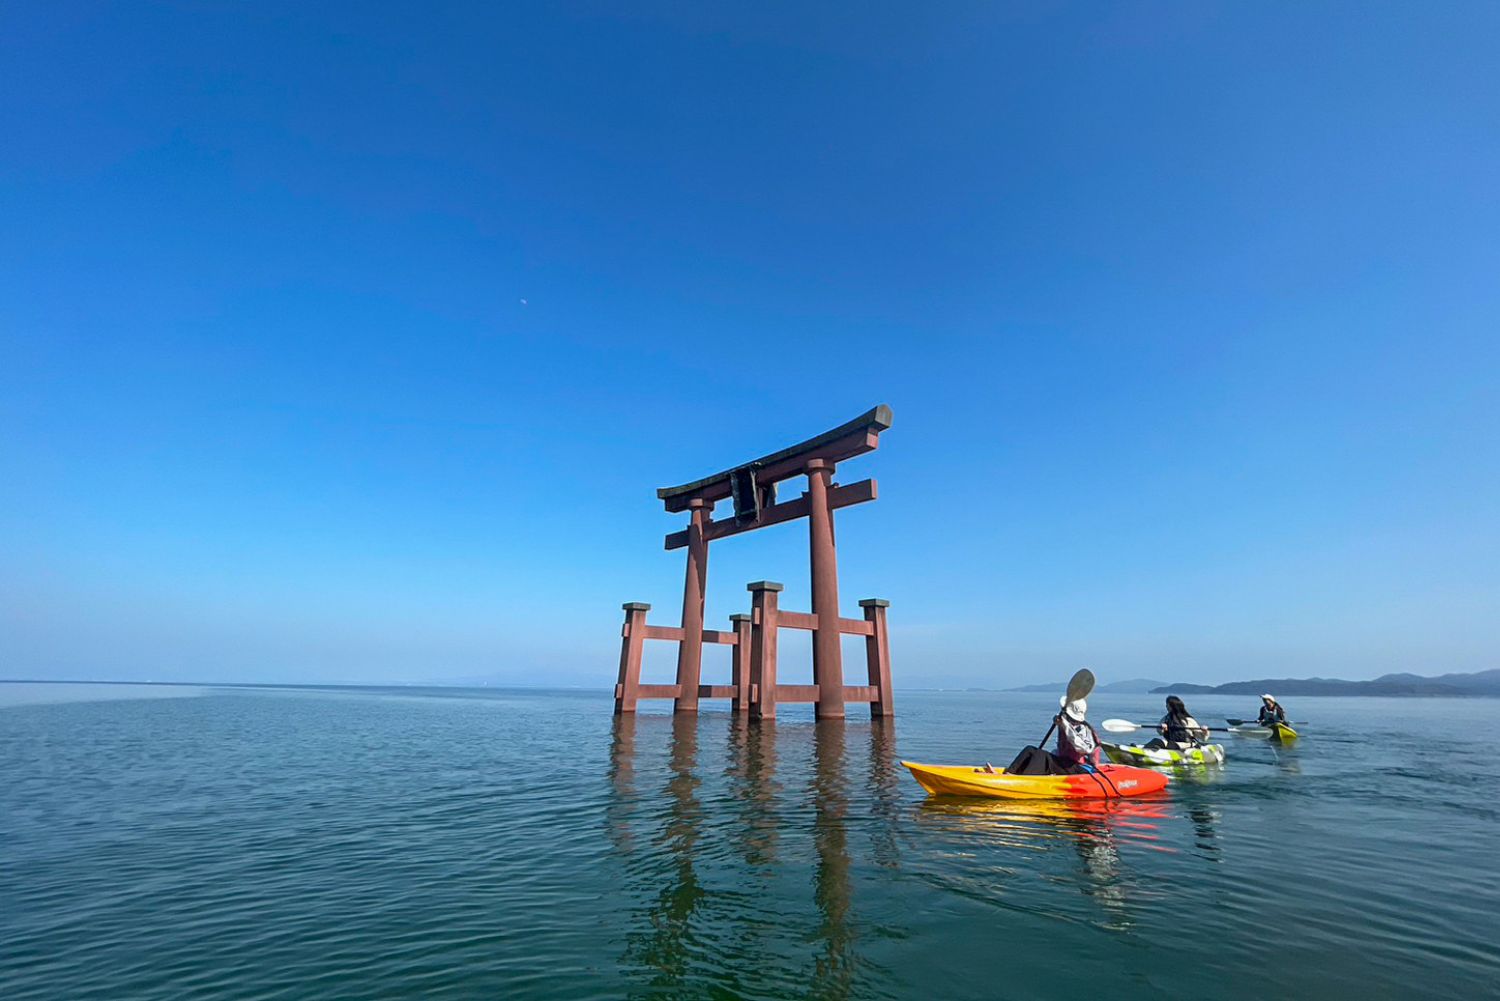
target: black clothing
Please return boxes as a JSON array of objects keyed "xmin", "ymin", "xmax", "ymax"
[
  {"xmin": 1006, "ymin": 744, "xmax": 1087, "ymax": 776},
  {"xmin": 1162, "ymin": 717, "xmax": 1193, "ymax": 744},
  {"xmin": 1159, "ymin": 710, "xmax": 1207, "ymax": 745},
  {"xmin": 1258, "ymin": 704, "xmax": 1287, "ymax": 724}
]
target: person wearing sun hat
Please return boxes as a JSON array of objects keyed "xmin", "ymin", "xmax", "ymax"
[
  {"xmin": 997, "ymin": 690, "xmax": 1102, "ymax": 775},
  {"xmin": 1257, "ymin": 693, "xmax": 1287, "ymax": 726},
  {"xmin": 1054, "ymin": 694, "xmax": 1101, "ymax": 770}
]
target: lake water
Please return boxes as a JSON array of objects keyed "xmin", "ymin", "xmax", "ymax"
[{"xmin": 2, "ymin": 683, "xmax": 1497, "ymax": 999}]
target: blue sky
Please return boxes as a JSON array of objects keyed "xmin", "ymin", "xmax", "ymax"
[{"xmin": 2, "ymin": 3, "xmax": 1497, "ymax": 688}]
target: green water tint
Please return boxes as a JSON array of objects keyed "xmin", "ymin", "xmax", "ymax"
[
  {"xmin": 3, "ymin": 686, "xmax": 1499, "ymax": 999},
  {"xmin": 608, "ymin": 713, "xmax": 894, "ymax": 999}
]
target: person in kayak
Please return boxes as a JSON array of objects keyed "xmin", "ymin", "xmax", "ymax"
[
  {"xmin": 1256, "ymin": 693, "xmax": 1287, "ymax": 726},
  {"xmin": 997, "ymin": 697, "xmax": 1102, "ymax": 775},
  {"xmin": 1146, "ymin": 695, "xmax": 1211, "ymax": 749}
]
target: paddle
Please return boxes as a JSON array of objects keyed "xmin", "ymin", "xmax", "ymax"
[
  {"xmin": 1227, "ymin": 717, "xmax": 1307, "ymax": 726},
  {"xmin": 1101, "ymin": 718, "xmax": 1232, "ymax": 735},
  {"xmin": 1065, "ymin": 668, "xmax": 1096, "ymax": 704}
]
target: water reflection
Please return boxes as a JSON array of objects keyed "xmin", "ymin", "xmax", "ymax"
[
  {"xmin": 606, "ymin": 711, "xmax": 637, "ymax": 852},
  {"xmin": 1272, "ymin": 745, "xmax": 1303, "ymax": 775},
  {"xmin": 608, "ymin": 714, "xmax": 901, "ymax": 999},
  {"xmin": 810, "ymin": 721, "xmax": 854, "ymax": 997},
  {"xmin": 725, "ymin": 715, "xmax": 779, "ymax": 867},
  {"xmin": 1166, "ymin": 762, "xmax": 1232, "ymax": 786},
  {"xmin": 916, "ymin": 795, "xmax": 1172, "ymax": 847},
  {"xmin": 916, "ymin": 794, "xmax": 1173, "ymax": 926},
  {"xmin": 1187, "ymin": 804, "xmax": 1221, "ymax": 857},
  {"xmin": 615, "ymin": 714, "xmax": 706, "ymax": 995},
  {"xmin": 866, "ymin": 718, "xmax": 901, "ymax": 869}
]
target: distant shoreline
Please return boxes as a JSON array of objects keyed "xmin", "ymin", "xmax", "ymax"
[
  {"xmin": 0, "ymin": 679, "xmax": 596, "ymax": 692},
  {"xmin": 1010, "ymin": 668, "xmax": 1500, "ymax": 698},
  {"xmin": 1151, "ymin": 684, "xmax": 1500, "ymax": 698}
]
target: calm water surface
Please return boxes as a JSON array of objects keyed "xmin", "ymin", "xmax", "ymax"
[{"xmin": 2, "ymin": 684, "xmax": 1497, "ymax": 999}]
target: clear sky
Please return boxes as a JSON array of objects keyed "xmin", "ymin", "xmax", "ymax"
[{"xmin": 3, "ymin": 3, "xmax": 1497, "ymax": 688}]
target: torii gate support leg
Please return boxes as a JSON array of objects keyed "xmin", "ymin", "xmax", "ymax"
[
  {"xmin": 805, "ymin": 459, "xmax": 845, "ymax": 719},
  {"xmin": 614, "ymin": 602, "xmax": 650, "ymax": 714},
  {"xmin": 860, "ymin": 598, "xmax": 894, "ymax": 718},
  {"xmin": 749, "ymin": 581, "xmax": 782, "ymax": 720},
  {"xmin": 673, "ymin": 498, "xmax": 709, "ymax": 713},
  {"xmin": 730, "ymin": 613, "xmax": 753, "ymax": 713}
]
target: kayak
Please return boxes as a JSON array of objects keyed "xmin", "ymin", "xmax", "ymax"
[
  {"xmin": 1103, "ymin": 742, "xmax": 1225, "ymax": 767},
  {"xmin": 1270, "ymin": 722, "xmax": 1299, "ymax": 744},
  {"xmin": 901, "ymin": 761, "xmax": 1169, "ymax": 800}
]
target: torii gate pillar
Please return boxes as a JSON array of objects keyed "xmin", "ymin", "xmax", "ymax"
[
  {"xmin": 673, "ymin": 498, "xmax": 710, "ymax": 713},
  {"xmin": 805, "ymin": 458, "xmax": 845, "ymax": 719}
]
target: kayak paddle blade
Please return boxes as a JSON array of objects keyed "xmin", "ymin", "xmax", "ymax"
[{"xmin": 1065, "ymin": 668, "xmax": 1095, "ymax": 703}]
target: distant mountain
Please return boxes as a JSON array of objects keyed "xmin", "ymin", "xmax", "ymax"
[
  {"xmin": 1150, "ymin": 669, "xmax": 1500, "ymax": 697},
  {"xmin": 1007, "ymin": 678, "xmax": 1167, "ymax": 694}
]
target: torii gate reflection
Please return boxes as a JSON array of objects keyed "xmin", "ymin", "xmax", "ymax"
[{"xmin": 607, "ymin": 713, "xmax": 900, "ymax": 995}]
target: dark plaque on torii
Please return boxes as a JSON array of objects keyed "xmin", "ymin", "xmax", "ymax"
[{"xmin": 613, "ymin": 405, "xmax": 894, "ymax": 721}]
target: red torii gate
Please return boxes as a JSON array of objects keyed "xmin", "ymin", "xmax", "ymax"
[{"xmin": 614, "ymin": 405, "xmax": 894, "ymax": 720}]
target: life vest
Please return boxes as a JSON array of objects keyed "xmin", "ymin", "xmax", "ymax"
[
  {"xmin": 1057, "ymin": 716, "xmax": 1098, "ymax": 763},
  {"xmin": 1160, "ymin": 713, "xmax": 1202, "ymax": 745},
  {"xmin": 1258, "ymin": 705, "xmax": 1284, "ymax": 724}
]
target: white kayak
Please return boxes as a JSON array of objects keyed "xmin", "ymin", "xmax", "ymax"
[{"xmin": 1103, "ymin": 742, "xmax": 1226, "ymax": 767}]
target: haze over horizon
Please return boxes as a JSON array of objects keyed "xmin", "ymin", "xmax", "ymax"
[{"xmin": 4, "ymin": 5, "xmax": 1497, "ymax": 689}]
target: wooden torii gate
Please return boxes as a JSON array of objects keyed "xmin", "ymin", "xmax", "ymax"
[{"xmin": 614, "ymin": 405, "xmax": 894, "ymax": 720}]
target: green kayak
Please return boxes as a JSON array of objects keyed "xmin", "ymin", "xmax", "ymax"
[{"xmin": 1103, "ymin": 742, "xmax": 1226, "ymax": 767}]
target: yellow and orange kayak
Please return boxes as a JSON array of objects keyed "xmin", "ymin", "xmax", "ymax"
[{"xmin": 901, "ymin": 761, "xmax": 1170, "ymax": 800}]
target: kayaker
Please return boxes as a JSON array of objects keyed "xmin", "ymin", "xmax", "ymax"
[
  {"xmin": 1147, "ymin": 695, "xmax": 1210, "ymax": 749},
  {"xmin": 997, "ymin": 697, "xmax": 1101, "ymax": 775},
  {"xmin": 1256, "ymin": 694, "xmax": 1287, "ymax": 726},
  {"xmin": 1054, "ymin": 696, "xmax": 1102, "ymax": 771}
]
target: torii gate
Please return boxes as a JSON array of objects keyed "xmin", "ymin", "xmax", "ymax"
[{"xmin": 614, "ymin": 405, "xmax": 894, "ymax": 720}]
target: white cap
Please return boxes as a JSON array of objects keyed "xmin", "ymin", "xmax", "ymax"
[
  {"xmin": 1059, "ymin": 695, "xmax": 1087, "ymax": 719},
  {"xmin": 1262, "ymin": 693, "xmax": 1275, "ymax": 702}
]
